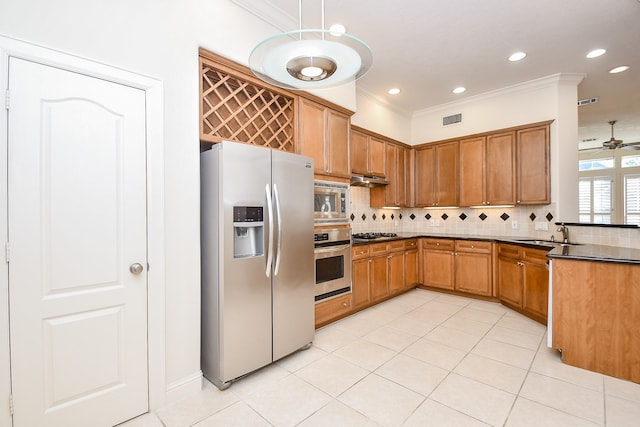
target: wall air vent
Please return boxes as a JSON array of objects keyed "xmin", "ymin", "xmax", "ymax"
[
  {"xmin": 443, "ymin": 113, "xmax": 462, "ymax": 126},
  {"xmin": 577, "ymin": 97, "xmax": 599, "ymax": 106}
]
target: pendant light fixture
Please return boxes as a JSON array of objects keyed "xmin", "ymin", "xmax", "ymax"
[{"xmin": 249, "ymin": 0, "xmax": 373, "ymax": 90}]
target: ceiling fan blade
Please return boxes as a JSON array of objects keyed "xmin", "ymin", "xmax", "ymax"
[{"xmin": 621, "ymin": 144, "xmax": 640, "ymax": 151}]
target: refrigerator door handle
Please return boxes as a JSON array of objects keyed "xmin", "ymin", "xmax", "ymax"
[
  {"xmin": 265, "ymin": 183, "xmax": 274, "ymax": 278},
  {"xmin": 273, "ymin": 183, "xmax": 282, "ymax": 276}
]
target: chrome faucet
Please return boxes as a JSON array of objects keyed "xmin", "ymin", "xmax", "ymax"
[{"xmin": 557, "ymin": 224, "xmax": 569, "ymax": 243}]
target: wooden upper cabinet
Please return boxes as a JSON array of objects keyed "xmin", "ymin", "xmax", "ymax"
[
  {"xmin": 370, "ymin": 143, "xmax": 407, "ymax": 208},
  {"xmin": 416, "ymin": 142, "xmax": 458, "ymax": 207},
  {"xmin": 459, "ymin": 132, "xmax": 515, "ymax": 207},
  {"xmin": 350, "ymin": 128, "xmax": 385, "ymax": 177},
  {"xmin": 459, "ymin": 136, "xmax": 486, "ymax": 207},
  {"xmin": 299, "ymin": 97, "xmax": 351, "ymax": 178},
  {"xmin": 516, "ymin": 124, "xmax": 550, "ymax": 204}
]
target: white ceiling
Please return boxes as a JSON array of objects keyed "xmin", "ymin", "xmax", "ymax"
[{"xmin": 237, "ymin": 0, "xmax": 640, "ymax": 149}]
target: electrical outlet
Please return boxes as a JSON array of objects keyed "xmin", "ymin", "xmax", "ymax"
[
  {"xmin": 535, "ymin": 222, "xmax": 549, "ymax": 231},
  {"xmin": 511, "ymin": 220, "xmax": 519, "ymax": 229}
]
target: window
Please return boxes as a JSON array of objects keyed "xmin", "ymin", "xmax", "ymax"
[
  {"xmin": 578, "ymin": 158, "xmax": 614, "ymax": 171},
  {"xmin": 625, "ymin": 174, "xmax": 640, "ymax": 225},
  {"xmin": 622, "ymin": 155, "xmax": 640, "ymax": 168},
  {"xmin": 579, "ymin": 176, "xmax": 613, "ymax": 224}
]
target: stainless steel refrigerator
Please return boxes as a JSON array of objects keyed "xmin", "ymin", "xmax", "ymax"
[{"xmin": 201, "ymin": 141, "xmax": 315, "ymax": 390}]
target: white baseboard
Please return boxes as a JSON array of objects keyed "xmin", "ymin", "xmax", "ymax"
[{"xmin": 164, "ymin": 371, "xmax": 203, "ymax": 406}]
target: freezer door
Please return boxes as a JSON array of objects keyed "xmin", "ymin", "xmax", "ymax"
[
  {"xmin": 271, "ymin": 150, "xmax": 315, "ymax": 361},
  {"xmin": 217, "ymin": 142, "xmax": 273, "ymax": 382}
]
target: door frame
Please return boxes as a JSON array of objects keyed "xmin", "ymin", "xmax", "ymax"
[{"xmin": 0, "ymin": 35, "xmax": 166, "ymax": 425}]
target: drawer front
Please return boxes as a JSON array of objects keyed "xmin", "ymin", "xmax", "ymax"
[
  {"xmin": 315, "ymin": 293, "xmax": 352, "ymax": 326},
  {"xmin": 422, "ymin": 238, "xmax": 455, "ymax": 251},
  {"xmin": 352, "ymin": 245, "xmax": 370, "ymax": 260},
  {"xmin": 404, "ymin": 239, "xmax": 418, "ymax": 250},
  {"xmin": 387, "ymin": 240, "xmax": 405, "ymax": 252},
  {"xmin": 455, "ymin": 240, "xmax": 492, "ymax": 254},
  {"xmin": 498, "ymin": 244, "xmax": 522, "ymax": 259},
  {"xmin": 523, "ymin": 247, "xmax": 549, "ymax": 265},
  {"xmin": 370, "ymin": 242, "xmax": 389, "ymax": 255}
]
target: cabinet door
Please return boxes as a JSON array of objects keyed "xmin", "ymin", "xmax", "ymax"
[
  {"xmin": 459, "ymin": 137, "xmax": 485, "ymax": 207},
  {"xmin": 370, "ymin": 256, "xmax": 389, "ymax": 301},
  {"xmin": 516, "ymin": 125, "xmax": 550, "ymax": 204},
  {"xmin": 350, "ymin": 129, "xmax": 369, "ymax": 175},
  {"xmin": 523, "ymin": 262, "xmax": 549, "ymax": 322},
  {"xmin": 486, "ymin": 132, "xmax": 515, "ymax": 205},
  {"xmin": 396, "ymin": 145, "xmax": 407, "ymax": 207},
  {"xmin": 422, "ymin": 249, "xmax": 455, "ymax": 290},
  {"xmin": 352, "ymin": 258, "xmax": 371, "ymax": 309},
  {"xmin": 327, "ymin": 110, "xmax": 350, "ymax": 178},
  {"xmin": 498, "ymin": 256, "xmax": 523, "ymax": 306},
  {"xmin": 369, "ymin": 136, "xmax": 387, "ymax": 177},
  {"xmin": 404, "ymin": 249, "xmax": 418, "ymax": 289},
  {"xmin": 435, "ymin": 141, "xmax": 459, "ymax": 207},
  {"xmin": 315, "ymin": 294, "xmax": 352, "ymax": 327},
  {"xmin": 299, "ymin": 98, "xmax": 327, "ymax": 175},
  {"xmin": 455, "ymin": 252, "xmax": 492, "ymax": 296},
  {"xmin": 415, "ymin": 147, "xmax": 435, "ymax": 207},
  {"xmin": 388, "ymin": 252, "xmax": 405, "ymax": 294}
]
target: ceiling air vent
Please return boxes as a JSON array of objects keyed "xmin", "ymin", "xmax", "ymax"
[
  {"xmin": 577, "ymin": 97, "xmax": 599, "ymax": 106},
  {"xmin": 443, "ymin": 113, "xmax": 462, "ymax": 126}
]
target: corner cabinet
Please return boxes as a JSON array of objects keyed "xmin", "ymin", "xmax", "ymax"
[
  {"xmin": 497, "ymin": 244, "xmax": 549, "ymax": 324},
  {"xmin": 299, "ymin": 97, "xmax": 351, "ymax": 179},
  {"xmin": 370, "ymin": 142, "xmax": 409, "ymax": 208}
]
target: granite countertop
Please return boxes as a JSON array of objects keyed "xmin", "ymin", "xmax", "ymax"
[{"xmin": 352, "ymin": 233, "xmax": 640, "ymax": 264}]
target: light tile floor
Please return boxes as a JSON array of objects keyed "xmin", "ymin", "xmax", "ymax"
[{"xmin": 121, "ymin": 289, "xmax": 640, "ymax": 427}]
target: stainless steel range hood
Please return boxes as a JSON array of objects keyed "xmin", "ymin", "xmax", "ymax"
[{"xmin": 350, "ymin": 174, "xmax": 389, "ymax": 187}]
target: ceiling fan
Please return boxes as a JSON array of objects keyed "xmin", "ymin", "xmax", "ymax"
[{"xmin": 581, "ymin": 120, "xmax": 640, "ymax": 151}]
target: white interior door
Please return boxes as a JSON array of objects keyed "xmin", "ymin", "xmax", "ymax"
[{"xmin": 7, "ymin": 57, "xmax": 148, "ymax": 426}]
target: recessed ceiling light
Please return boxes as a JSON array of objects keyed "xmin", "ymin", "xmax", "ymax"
[
  {"xmin": 508, "ymin": 52, "xmax": 527, "ymax": 62},
  {"xmin": 388, "ymin": 88, "xmax": 400, "ymax": 95},
  {"xmin": 329, "ymin": 24, "xmax": 346, "ymax": 36},
  {"xmin": 609, "ymin": 65, "xmax": 630, "ymax": 74},
  {"xmin": 586, "ymin": 48, "xmax": 606, "ymax": 58},
  {"xmin": 452, "ymin": 87, "xmax": 466, "ymax": 94}
]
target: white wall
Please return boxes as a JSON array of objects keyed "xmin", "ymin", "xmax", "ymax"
[{"xmin": 351, "ymin": 88, "xmax": 412, "ymax": 143}]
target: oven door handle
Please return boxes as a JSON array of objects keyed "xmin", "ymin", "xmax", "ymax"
[{"xmin": 314, "ymin": 244, "xmax": 351, "ymax": 253}]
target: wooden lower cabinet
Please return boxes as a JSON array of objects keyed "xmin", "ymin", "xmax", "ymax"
[
  {"xmin": 370, "ymin": 255, "xmax": 389, "ymax": 302},
  {"xmin": 454, "ymin": 240, "xmax": 493, "ymax": 296},
  {"xmin": 497, "ymin": 244, "xmax": 549, "ymax": 324},
  {"xmin": 314, "ymin": 293, "xmax": 352, "ymax": 327},
  {"xmin": 421, "ymin": 238, "xmax": 493, "ymax": 297},
  {"xmin": 551, "ymin": 258, "xmax": 640, "ymax": 383},
  {"xmin": 404, "ymin": 249, "xmax": 418, "ymax": 288},
  {"xmin": 352, "ymin": 258, "xmax": 371, "ymax": 309}
]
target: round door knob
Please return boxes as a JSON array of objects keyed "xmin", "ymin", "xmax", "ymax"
[{"xmin": 130, "ymin": 263, "xmax": 144, "ymax": 274}]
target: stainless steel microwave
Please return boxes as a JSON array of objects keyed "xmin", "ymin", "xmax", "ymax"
[{"xmin": 313, "ymin": 180, "xmax": 349, "ymax": 224}]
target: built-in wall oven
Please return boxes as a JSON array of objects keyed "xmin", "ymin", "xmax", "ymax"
[
  {"xmin": 314, "ymin": 180, "xmax": 349, "ymax": 224},
  {"xmin": 314, "ymin": 228, "xmax": 352, "ymax": 302}
]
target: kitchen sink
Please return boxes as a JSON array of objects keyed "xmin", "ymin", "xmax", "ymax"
[{"xmin": 515, "ymin": 238, "xmax": 580, "ymax": 247}]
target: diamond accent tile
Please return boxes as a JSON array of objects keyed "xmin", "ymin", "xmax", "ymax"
[
  {"xmin": 350, "ymin": 213, "xmax": 355, "ymax": 221},
  {"xmin": 382, "ymin": 213, "xmax": 386, "ymax": 220},
  {"xmin": 410, "ymin": 213, "xmax": 416, "ymax": 220},
  {"xmin": 372, "ymin": 213, "xmax": 377, "ymax": 221},
  {"xmin": 425, "ymin": 213, "xmax": 432, "ymax": 220},
  {"xmin": 479, "ymin": 213, "xmax": 488, "ymax": 221},
  {"xmin": 529, "ymin": 213, "xmax": 536, "ymax": 221},
  {"xmin": 546, "ymin": 212, "xmax": 554, "ymax": 221},
  {"xmin": 361, "ymin": 213, "xmax": 367, "ymax": 221},
  {"xmin": 399, "ymin": 213, "xmax": 403, "ymax": 220},
  {"xmin": 459, "ymin": 213, "xmax": 467, "ymax": 221},
  {"xmin": 500, "ymin": 213, "xmax": 510, "ymax": 221},
  {"xmin": 390, "ymin": 213, "xmax": 395, "ymax": 220},
  {"xmin": 441, "ymin": 213, "xmax": 449, "ymax": 221}
]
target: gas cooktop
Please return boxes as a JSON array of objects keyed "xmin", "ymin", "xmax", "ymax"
[{"xmin": 352, "ymin": 232, "xmax": 398, "ymax": 240}]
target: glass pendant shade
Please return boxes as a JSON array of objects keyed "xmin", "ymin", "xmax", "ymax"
[{"xmin": 249, "ymin": 29, "xmax": 373, "ymax": 90}]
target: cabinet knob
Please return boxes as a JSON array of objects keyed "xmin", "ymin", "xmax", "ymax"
[
  {"xmin": 436, "ymin": 242, "xmax": 440, "ymax": 246},
  {"xmin": 369, "ymin": 260, "xmax": 372, "ymax": 263},
  {"xmin": 342, "ymin": 302, "xmax": 348, "ymax": 307},
  {"xmin": 388, "ymin": 255, "xmax": 392, "ymax": 259},
  {"xmin": 471, "ymin": 245, "xmax": 475, "ymax": 249}
]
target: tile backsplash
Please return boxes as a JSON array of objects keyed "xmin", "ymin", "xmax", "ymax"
[{"xmin": 349, "ymin": 187, "xmax": 639, "ymax": 249}]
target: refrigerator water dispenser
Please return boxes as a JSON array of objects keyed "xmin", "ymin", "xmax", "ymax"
[{"xmin": 233, "ymin": 206, "xmax": 264, "ymax": 258}]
